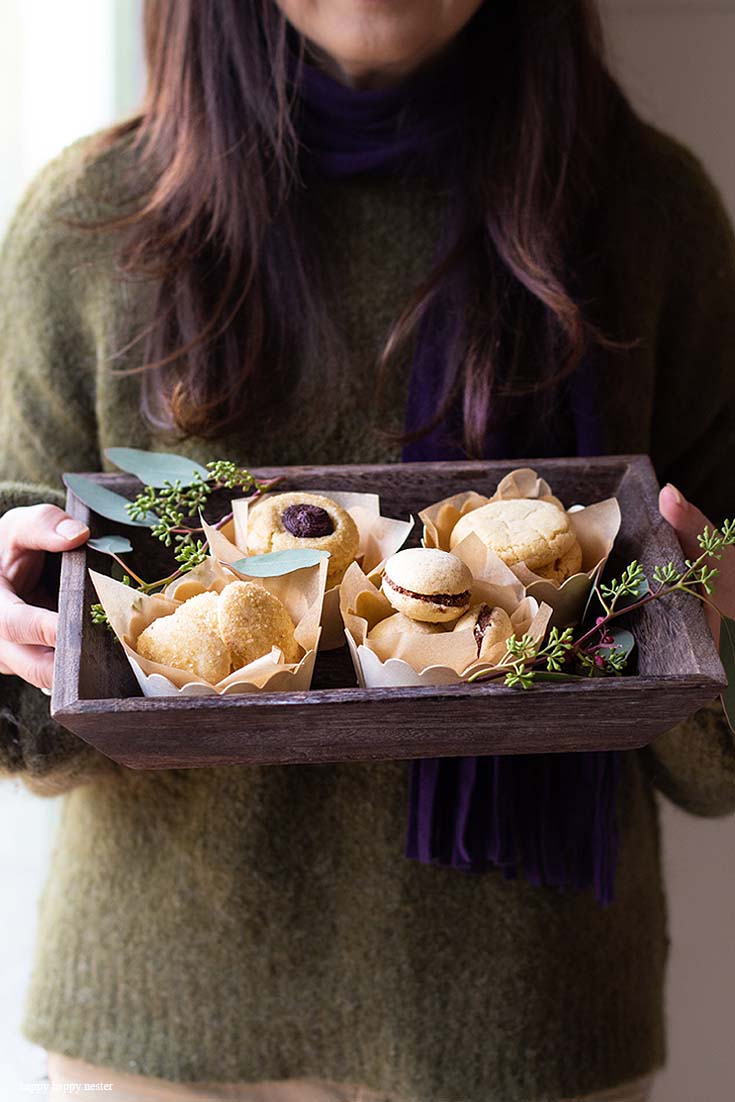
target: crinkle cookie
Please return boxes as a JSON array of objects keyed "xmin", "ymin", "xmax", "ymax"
[
  {"xmin": 532, "ymin": 540, "xmax": 583, "ymax": 584},
  {"xmin": 453, "ymin": 602, "xmax": 514, "ymax": 656},
  {"xmin": 449, "ymin": 498, "xmax": 582, "ymax": 583},
  {"xmin": 247, "ymin": 492, "xmax": 359, "ymax": 586},
  {"xmin": 381, "ymin": 547, "xmax": 472, "ymax": 624}
]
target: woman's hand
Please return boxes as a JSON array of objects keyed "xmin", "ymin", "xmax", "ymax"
[
  {"xmin": 0, "ymin": 504, "xmax": 89, "ymax": 691},
  {"xmin": 658, "ymin": 483, "xmax": 735, "ymax": 649}
]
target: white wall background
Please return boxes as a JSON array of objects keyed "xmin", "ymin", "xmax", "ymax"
[
  {"xmin": 0, "ymin": 1, "xmax": 733, "ymax": 1100},
  {"xmin": 0, "ymin": 1, "xmax": 144, "ymax": 1095}
]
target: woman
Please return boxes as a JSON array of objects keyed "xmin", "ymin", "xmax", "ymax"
[{"xmin": 0, "ymin": 2, "xmax": 733, "ymax": 1100}]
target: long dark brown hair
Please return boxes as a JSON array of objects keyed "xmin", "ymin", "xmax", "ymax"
[{"xmin": 99, "ymin": 0, "xmax": 632, "ymax": 453}]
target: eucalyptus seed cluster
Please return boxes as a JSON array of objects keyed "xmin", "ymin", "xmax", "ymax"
[
  {"xmin": 501, "ymin": 627, "xmax": 576, "ymax": 689},
  {"xmin": 124, "ymin": 463, "xmax": 271, "ymax": 565},
  {"xmin": 88, "ymin": 460, "xmax": 276, "ymax": 630},
  {"xmin": 90, "ymin": 575, "xmax": 130, "ymax": 631}
]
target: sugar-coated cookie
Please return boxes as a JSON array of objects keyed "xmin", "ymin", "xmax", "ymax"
[
  {"xmin": 247, "ymin": 492, "xmax": 359, "ymax": 586},
  {"xmin": 135, "ymin": 582, "xmax": 301, "ymax": 682},
  {"xmin": 136, "ymin": 610, "xmax": 231, "ymax": 683},
  {"xmin": 382, "ymin": 547, "xmax": 472, "ymax": 623},
  {"xmin": 453, "ymin": 602, "xmax": 514, "ymax": 656},
  {"xmin": 174, "ymin": 591, "xmax": 221, "ymax": 636},
  {"xmin": 449, "ymin": 498, "xmax": 581, "ymax": 582},
  {"xmin": 218, "ymin": 580, "xmax": 300, "ymax": 667},
  {"xmin": 368, "ymin": 612, "xmax": 447, "ymax": 644}
]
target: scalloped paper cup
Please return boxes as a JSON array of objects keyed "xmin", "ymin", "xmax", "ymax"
[
  {"xmin": 209, "ymin": 491, "xmax": 414, "ymax": 650},
  {"xmin": 89, "ymin": 553, "xmax": 328, "ymax": 697},
  {"xmin": 420, "ymin": 466, "xmax": 621, "ymax": 627},
  {"xmin": 339, "ymin": 558, "xmax": 552, "ymax": 689}
]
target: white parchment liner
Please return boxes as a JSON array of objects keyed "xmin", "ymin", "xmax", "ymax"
[
  {"xmin": 89, "ymin": 553, "xmax": 328, "ymax": 697},
  {"xmin": 420, "ymin": 467, "xmax": 621, "ymax": 627},
  {"xmin": 207, "ymin": 491, "xmax": 414, "ymax": 650},
  {"xmin": 339, "ymin": 533, "xmax": 553, "ymax": 688}
]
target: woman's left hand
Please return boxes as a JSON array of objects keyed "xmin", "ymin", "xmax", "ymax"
[{"xmin": 658, "ymin": 482, "xmax": 735, "ymax": 649}]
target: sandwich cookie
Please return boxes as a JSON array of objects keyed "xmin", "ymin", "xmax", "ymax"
[
  {"xmin": 368, "ymin": 612, "xmax": 447, "ymax": 644},
  {"xmin": 453, "ymin": 602, "xmax": 514, "ymax": 657},
  {"xmin": 381, "ymin": 547, "xmax": 473, "ymax": 624}
]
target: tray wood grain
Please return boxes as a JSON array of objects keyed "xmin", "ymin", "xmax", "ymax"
[{"xmin": 51, "ymin": 455, "xmax": 726, "ymax": 769}]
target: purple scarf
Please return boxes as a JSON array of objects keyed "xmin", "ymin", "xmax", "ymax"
[{"xmin": 290, "ymin": 40, "xmax": 619, "ymax": 906}]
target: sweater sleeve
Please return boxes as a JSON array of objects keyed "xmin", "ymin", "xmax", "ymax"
[
  {"xmin": 640, "ymin": 135, "xmax": 735, "ymax": 817},
  {"xmin": 0, "ymin": 142, "xmax": 123, "ymax": 794}
]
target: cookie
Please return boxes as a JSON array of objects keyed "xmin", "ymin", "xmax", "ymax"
[
  {"xmin": 136, "ymin": 582, "xmax": 301, "ymax": 681},
  {"xmin": 368, "ymin": 612, "xmax": 447, "ymax": 644},
  {"xmin": 449, "ymin": 498, "xmax": 581, "ymax": 581},
  {"xmin": 174, "ymin": 591, "xmax": 221, "ymax": 636},
  {"xmin": 453, "ymin": 602, "xmax": 514, "ymax": 656},
  {"xmin": 382, "ymin": 547, "xmax": 473, "ymax": 623},
  {"xmin": 218, "ymin": 580, "xmax": 300, "ymax": 667},
  {"xmin": 247, "ymin": 492, "xmax": 359, "ymax": 586},
  {"xmin": 532, "ymin": 540, "xmax": 583, "ymax": 584},
  {"xmin": 136, "ymin": 611, "xmax": 231, "ymax": 683}
]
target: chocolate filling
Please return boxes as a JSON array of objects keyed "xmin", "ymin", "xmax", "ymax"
[
  {"xmin": 474, "ymin": 604, "xmax": 496, "ymax": 652},
  {"xmin": 281, "ymin": 503, "xmax": 334, "ymax": 539},
  {"xmin": 384, "ymin": 576, "xmax": 470, "ymax": 607}
]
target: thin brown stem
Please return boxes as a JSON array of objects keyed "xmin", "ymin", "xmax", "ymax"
[{"xmin": 109, "ymin": 553, "xmax": 146, "ymax": 588}]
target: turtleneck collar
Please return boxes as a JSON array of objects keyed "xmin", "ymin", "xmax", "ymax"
[{"xmin": 286, "ymin": 30, "xmax": 470, "ymax": 180}]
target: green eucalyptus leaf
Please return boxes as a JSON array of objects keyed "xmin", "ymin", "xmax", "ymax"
[
  {"xmin": 64, "ymin": 474, "xmax": 157, "ymax": 527},
  {"xmin": 720, "ymin": 616, "xmax": 735, "ymax": 734},
  {"xmin": 87, "ymin": 535, "xmax": 134, "ymax": 556},
  {"xmin": 230, "ymin": 548, "xmax": 330, "ymax": 577},
  {"xmin": 597, "ymin": 627, "xmax": 636, "ymax": 660},
  {"xmin": 104, "ymin": 447, "xmax": 210, "ymax": 488},
  {"xmin": 581, "ymin": 578, "xmax": 601, "ymax": 624}
]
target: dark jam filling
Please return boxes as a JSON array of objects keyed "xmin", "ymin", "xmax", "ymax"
[
  {"xmin": 384, "ymin": 576, "xmax": 470, "ymax": 607},
  {"xmin": 281, "ymin": 503, "xmax": 334, "ymax": 539}
]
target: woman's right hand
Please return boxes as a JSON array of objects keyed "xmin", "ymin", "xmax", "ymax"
[{"xmin": 0, "ymin": 504, "xmax": 90, "ymax": 691}]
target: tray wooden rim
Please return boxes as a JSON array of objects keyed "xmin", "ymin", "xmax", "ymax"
[{"xmin": 51, "ymin": 455, "xmax": 727, "ymax": 767}]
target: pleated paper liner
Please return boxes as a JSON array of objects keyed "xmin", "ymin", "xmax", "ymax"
[
  {"xmin": 206, "ymin": 490, "xmax": 414, "ymax": 649},
  {"xmin": 89, "ymin": 553, "xmax": 329, "ymax": 697},
  {"xmin": 420, "ymin": 466, "xmax": 621, "ymax": 627},
  {"xmin": 339, "ymin": 533, "xmax": 553, "ymax": 688}
]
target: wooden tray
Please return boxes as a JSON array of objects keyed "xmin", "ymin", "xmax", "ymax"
[{"xmin": 51, "ymin": 455, "xmax": 726, "ymax": 769}]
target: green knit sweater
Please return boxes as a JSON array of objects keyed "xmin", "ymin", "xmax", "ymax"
[{"xmin": 1, "ymin": 121, "xmax": 734, "ymax": 1102}]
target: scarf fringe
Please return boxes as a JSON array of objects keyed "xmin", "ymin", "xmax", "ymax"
[{"xmin": 406, "ymin": 753, "xmax": 619, "ymax": 906}]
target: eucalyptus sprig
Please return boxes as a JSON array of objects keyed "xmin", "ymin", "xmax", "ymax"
[
  {"xmin": 75, "ymin": 449, "xmax": 280, "ymax": 627},
  {"xmin": 468, "ymin": 517, "xmax": 735, "ymax": 690},
  {"xmin": 125, "ymin": 461, "xmax": 276, "ymax": 559}
]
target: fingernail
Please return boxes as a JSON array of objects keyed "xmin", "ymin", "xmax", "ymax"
[
  {"xmin": 56, "ymin": 519, "xmax": 88, "ymax": 540},
  {"xmin": 663, "ymin": 483, "xmax": 685, "ymax": 507},
  {"xmin": 40, "ymin": 686, "xmax": 52, "ymax": 697}
]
